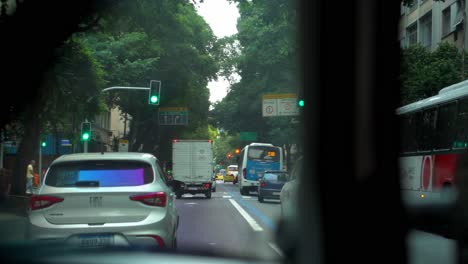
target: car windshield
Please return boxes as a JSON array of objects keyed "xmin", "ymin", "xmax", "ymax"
[
  {"xmin": 0, "ymin": 0, "xmax": 303, "ymax": 262},
  {"xmin": 45, "ymin": 160, "xmax": 154, "ymax": 187}
]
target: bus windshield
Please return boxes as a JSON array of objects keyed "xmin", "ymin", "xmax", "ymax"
[{"xmin": 247, "ymin": 146, "xmax": 280, "ymax": 162}]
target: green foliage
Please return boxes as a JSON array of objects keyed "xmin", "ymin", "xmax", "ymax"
[
  {"xmin": 400, "ymin": 42, "xmax": 468, "ymax": 105},
  {"xmin": 39, "ymin": 37, "xmax": 106, "ymax": 144},
  {"xmin": 78, "ymin": 0, "xmax": 219, "ymax": 159},
  {"xmin": 211, "ymin": 0, "xmax": 299, "ymax": 145}
]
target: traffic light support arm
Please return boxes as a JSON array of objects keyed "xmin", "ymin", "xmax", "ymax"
[{"xmin": 102, "ymin": 86, "xmax": 150, "ymax": 92}]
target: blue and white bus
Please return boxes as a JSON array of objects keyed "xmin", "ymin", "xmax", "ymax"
[{"xmin": 237, "ymin": 143, "xmax": 283, "ymax": 195}]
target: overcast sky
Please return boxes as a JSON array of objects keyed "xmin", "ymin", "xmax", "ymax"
[{"xmin": 195, "ymin": 0, "xmax": 240, "ymax": 104}]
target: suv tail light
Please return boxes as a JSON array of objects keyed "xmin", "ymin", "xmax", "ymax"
[
  {"xmin": 243, "ymin": 168, "xmax": 247, "ymax": 179},
  {"xmin": 130, "ymin": 192, "xmax": 167, "ymax": 207},
  {"xmin": 29, "ymin": 195, "xmax": 64, "ymax": 210},
  {"xmin": 260, "ymin": 182, "xmax": 266, "ymax": 187},
  {"xmin": 205, "ymin": 183, "xmax": 210, "ymax": 188}
]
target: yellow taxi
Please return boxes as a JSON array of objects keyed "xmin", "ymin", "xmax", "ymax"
[
  {"xmin": 223, "ymin": 165, "xmax": 238, "ymax": 183},
  {"xmin": 216, "ymin": 169, "xmax": 226, "ymax": 180}
]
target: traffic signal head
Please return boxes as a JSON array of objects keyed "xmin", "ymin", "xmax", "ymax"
[
  {"xmin": 227, "ymin": 152, "xmax": 232, "ymax": 158},
  {"xmin": 149, "ymin": 80, "xmax": 161, "ymax": 105},
  {"xmin": 81, "ymin": 122, "xmax": 91, "ymax": 141},
  {"xmin": 41, "ymin": 141, "xmax": 46, "ymax": 147},
  {"xmin": 235, "ymin": 148, "xmax": 240, "ymax": 155},
  {"xmin": 298, "ymin": 99, "xmax": 304, "ymax": 107}
]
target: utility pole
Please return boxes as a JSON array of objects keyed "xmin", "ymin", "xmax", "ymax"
[{"xmin": 462, "ymin": 0, "xmax": 466, "ymax": 80}]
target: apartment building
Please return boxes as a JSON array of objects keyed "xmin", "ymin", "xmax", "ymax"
[{"xmin": 400, "ymin": 0, "xmax": 466, "ymax": 51}]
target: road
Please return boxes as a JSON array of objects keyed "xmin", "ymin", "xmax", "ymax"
[{"xmin": 175, "ymin": 181, "xmax": 283, "ymax": 260}]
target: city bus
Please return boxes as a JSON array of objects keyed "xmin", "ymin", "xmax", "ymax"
[
  {"xmin": 397, "ymin": 79, "xmax": 468, "ymax": 205},
  {"xmin": 237, "ymin": 143, "xmax": 283, "ymax": 195}
]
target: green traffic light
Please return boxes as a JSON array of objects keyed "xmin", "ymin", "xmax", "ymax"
[
  {"xmin": 298, "ymin": 99, "xmax": 305, "ymax": 107},
  {"xmin": 82, "ymin": 133, "xmax": 90, "ymax": 140},
  {"xmin": 41, "ymin": 142, "xmax": 46, "ymax": 147},
  {"xmin": 150, "ymin": 95, "xmax": 158, "ymax": 104}
]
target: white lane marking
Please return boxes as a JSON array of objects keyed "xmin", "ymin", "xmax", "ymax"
[
  {"xmin": 184, "ymin": 202, "xmax": 198, "ymax": 205},
  {"xmin": 228, "ymin": 199, "xmax": 263, "ymax": 232},
  {"xmin": 242, "ymin": 196, "xmax": 251, "ymax": 199},
  {"xmin": 268, "ymin": 242, "xmax": 284, "ymax": 257},
  {"xmin": 223, "ymin": 195, "xmax": 232, "ymax": 198}
]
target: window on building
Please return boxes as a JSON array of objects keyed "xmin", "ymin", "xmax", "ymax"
[
  {"xmin": 408, "ymin": 0, "xmax": 417, "ymax": 13},
  {"xmin": 420, "ymin": 13, "xmax": 432, "ymax": 48},
  {"xmin": 442, "ymin": 7, "xmax": 451, "ymax": 36},
  {"xmin": 407, "ymin": 23, "xmax": 417, "ymax": 46}
]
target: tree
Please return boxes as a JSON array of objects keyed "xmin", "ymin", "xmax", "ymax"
[
  {"xmin": 81, "ymin": 0, "xmax": 220, "ymax": 161},
  {"xmin": 400, "ymin": 42, "xmax": 468, "ymax": 105},
  {"xmin": 212, "ymin": 0, "xmax": 300, "ymax": 148}
]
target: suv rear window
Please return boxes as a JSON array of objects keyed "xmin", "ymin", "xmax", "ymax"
[{"xmin": 45, "ymin": 160, "xmax": 154, "ymax": 187}]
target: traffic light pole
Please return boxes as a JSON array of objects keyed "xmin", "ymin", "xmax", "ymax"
[
  {"xmin": 84, "ymin": 141, "xmax": 88, "ymax": 153},
  {"xmin": 38, "ymin": 140, "xmax": 42, "ymax": 185}
]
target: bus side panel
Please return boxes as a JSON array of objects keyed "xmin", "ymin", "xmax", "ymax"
[
  {"xmin": 433, "ymin": 153, "xmax": 457, "ymax": 190},
  {"xmin": 399, "ymin": 156, "xmax": 422, "ymax": 191}
]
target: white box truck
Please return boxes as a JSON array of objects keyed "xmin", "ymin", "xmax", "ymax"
[{"xmin": 172, "ymin": 139, "xmax": 213, "ymax": 199}]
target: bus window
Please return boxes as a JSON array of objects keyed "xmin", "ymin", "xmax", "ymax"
[
  {"xmin": 454, "ymin": 99, "xmax": 468, "ymax": 148},
  {"xmin": 435, "ymin": 102, "xmax": 457, "ymax": 150},
  {"xmin": 247, "ymin": 146, "xmax": 280, "ymax": 162},
  {"xmin": 401, "ymin": 113, "xmax": 418, "ymax": 153},
  {"xmin": 417, "ymin": 108, "xmax": 436, "ymax": 152}
]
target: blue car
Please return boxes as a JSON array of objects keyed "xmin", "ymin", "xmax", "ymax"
[{"xmin": 258, "ymin": 170, "xmax": 288, "ymax": 202}]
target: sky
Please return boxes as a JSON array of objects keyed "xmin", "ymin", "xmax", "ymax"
[{"xmin": 195, "ymin": 0, "xmax": 240, "ymax": 104}]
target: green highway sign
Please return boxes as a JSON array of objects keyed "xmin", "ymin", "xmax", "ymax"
[{"xmin": 240, "ymin": 132, "xmax": 257, "ymax": 141}]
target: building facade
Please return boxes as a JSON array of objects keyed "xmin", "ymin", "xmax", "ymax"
[{"xmin": 400, "ymin": 0, "xmax": 466, "ymax": 51}]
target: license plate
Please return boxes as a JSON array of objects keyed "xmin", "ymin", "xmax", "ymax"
[
  {"xmin": 79, "ymin": 234, "xmax": 114, "ymax": 248},
  {"xmin": 188, "ymin": 187, "xmax": 198, "ymax": 190},
  {"xmin": 273, "ymin": 192, "xmax": 280, "ymax": 195}
]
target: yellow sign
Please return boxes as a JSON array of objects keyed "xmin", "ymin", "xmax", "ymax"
[
  {"xmin": 262, "ymin": 93, "xmax": 297, "ymax": 99},
  {"xmin": 119, "ymin": 139, "xmax": 129, "ymax": 144}
]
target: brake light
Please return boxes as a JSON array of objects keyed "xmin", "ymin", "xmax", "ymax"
[
  {"xmin": 243, "ymin": 168, "xmax": 247, "ymax": 179},
  {"xmin": 130, "ymin": 192, "xmax": 167, "ymax": 207},
  {"xmin": 205, "ymin": 183, "xmax": 210, "ymax": 188},
  {"xmin": 173, "ymin": 139, "xmax": 178, "ymax": 143},
  {"xmin": 29, "ymin": 195, "xmax": 64, "ymax": 210},
  {"xmin": 260, "ymin": 182, "xmax": 266, "ymax": 187}
]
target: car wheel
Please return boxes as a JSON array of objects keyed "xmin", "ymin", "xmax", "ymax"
[
  {"xmin": 213, "ymin": 186, "xmax": 216, "ymax": 192},
  {"xmin": 176, "ymin": 192, "xmax": 182, "ymax": 199},
  {"xmin": 205, "ymin": 190, "xmax": 212, "ymax": 199}
]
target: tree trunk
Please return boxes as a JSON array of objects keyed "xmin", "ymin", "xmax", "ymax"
[{"xmin": 54, "ymin": 123, "xmax": 60, "ymax": 155}]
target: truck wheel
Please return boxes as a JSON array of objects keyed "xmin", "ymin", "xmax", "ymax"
[
  {"xmin": 205, "ymin": 190, "xmax": 212, "ymax": 199},
  {"xmin": 176, "ymin": 192, "xmax": 182, "ymax": 199}
]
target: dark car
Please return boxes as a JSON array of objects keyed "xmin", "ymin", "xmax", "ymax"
[{"xmin": 257, "ymin": 170, "xmax": 288, "ymax": 202}]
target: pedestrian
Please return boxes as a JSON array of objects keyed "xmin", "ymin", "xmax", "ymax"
[{"xmin": 26, "ymin": 160, "xmax": 35, "ymax": 195}]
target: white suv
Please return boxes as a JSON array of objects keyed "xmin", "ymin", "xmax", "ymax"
[{"xmin": 27, "ymin": 152, "xmax": 179, "ymax": 250}]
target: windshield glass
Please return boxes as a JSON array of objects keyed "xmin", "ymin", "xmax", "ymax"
[
  {"xmin": 247, "ymin": 147, "xmax": 280, "ymax": 162},
  {"xmin": 0, "ymin": 0, "xmax": 302, "ymax": 261},
  {"xmin": 45, "ymin": 161, "xmax": 154, "ymax": 187}
]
